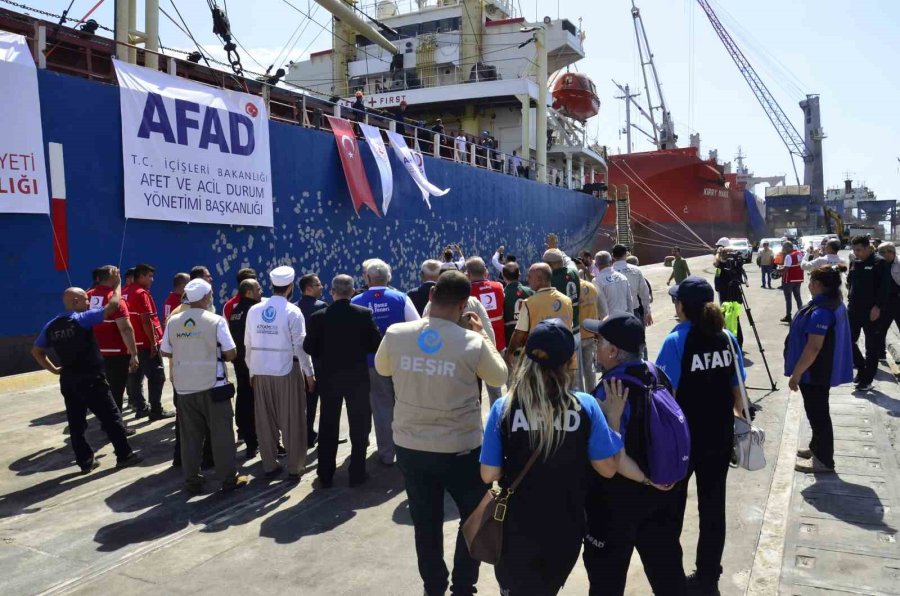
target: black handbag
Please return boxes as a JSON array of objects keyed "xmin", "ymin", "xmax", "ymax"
[
  {"xmin": 210, "ymin": 381, "xmax": 235, "ymax": 402},
  {"xmin": 210, "ymin": 350, "xmax": 234, "ymax": 402}
]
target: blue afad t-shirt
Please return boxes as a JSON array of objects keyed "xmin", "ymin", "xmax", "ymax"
[
  {"xmin": 34, "ymin": 308, "xmax": 107, "ymax": 377},
  {"xmin": 784, "ymin": 295, "xmax": 854, "ymax": 387},
  {"xmin": 480, "ymin": 392, "xmax": 623, "ymax": 468},
  {"xmin": 479, "ymin": 392, "xmax": 623, "ymax": 540},
  {"xmin": 654, "ymin": 321, "xmax": 747, "ymax": 392}
]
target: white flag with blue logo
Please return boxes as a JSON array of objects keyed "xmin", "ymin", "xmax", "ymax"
[
  {"xmin": 359, "ymin": 123, "xmax": 394, "ymax": 215},
  {"xmin": 386, "ymin": 130, "xmax": 449, "ymax": 209}
]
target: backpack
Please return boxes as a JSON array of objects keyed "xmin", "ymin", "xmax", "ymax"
[{"xmin": 602, "ymin": 362, "xmax": 691, "ymax": 485}]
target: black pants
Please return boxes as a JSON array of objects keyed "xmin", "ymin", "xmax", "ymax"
[
  {"xmin": 317, "ymin": 379, "xmax": 371, "ymax": 483},
  {"xmin": 675, "ymin": 446, "xmax": 732, "ymax": 581},
  {"xmin": 497, "ymin": 524, "xmax": 581, "ymax": 596},
  {"xmin": 103, "ymin": 354, "xmax": 130, "ymax": 412},
  {"xmin": 800, "ymin": 383, "xmax": 834, "ymax": 468},
  {"xmin": 782, "ymin": 282, "xmax": 803, "ymax": 317},
  {"xmin": 60, "ymin": 373, "xmax": 132, "ymax": 468},
  {"xmin": 583, "ymin": 481, "xmax": 686, "ymax": 596},
  {"xmin": 848, "ymin": 306, "xmax": 884, "ymax": 385},
  {"xmin": 233, "ymin": 359, "xmax": 257, "ymax": 450},
  {"xmin": 396, "ymin": 446, "xmax": 487, "ymax": 596},
  {"xmin": 127, "ymin": 348, "xmax": 166, "ymax": 412}
]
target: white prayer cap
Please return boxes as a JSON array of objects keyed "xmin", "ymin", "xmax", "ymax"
[
  {"xmin": 270, "ymin": 266, "xmax": 296, "ymax": 287},
  {"xmin": 184, "ymin": 279, "xmax": 212, "ymax": 303}
]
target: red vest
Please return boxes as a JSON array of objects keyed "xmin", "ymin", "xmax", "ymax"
[
  {"xmin": 784, "ymin": 250, "xmax": 805, "ymax": 283},
  {"xmin": 85, "ymin": 286, "xmax": 130, "ymax": 356},
  {"xmin": 471, "ymin": 279, "xmax": 506, "ymax": 351}
]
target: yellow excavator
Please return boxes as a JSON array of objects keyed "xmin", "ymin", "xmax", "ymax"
[{"xmin": 824, "ymin": 206, "xmax": 849, "ymax": 246}]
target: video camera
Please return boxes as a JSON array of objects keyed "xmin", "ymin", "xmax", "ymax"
[{"xmin": 717, "ymin": 249, "xmax": 744, "ymax": 272}]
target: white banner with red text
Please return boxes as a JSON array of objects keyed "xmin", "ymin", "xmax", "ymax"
[
  {"xmin": 0, "ymin": 32, "xmax": 49, "ymax": 214},
  {"xmin": 114, "ymin": 60, "xmax": 273, "ymax": 226}
]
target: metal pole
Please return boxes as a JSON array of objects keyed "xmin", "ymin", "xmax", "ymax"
[
  {"xmin": 127, "ymin": 0, "xmax": 137, "ymax": 64},
  {"xmin": 115, "ymin": 0, "xmax": 129, "ymax": 62},
  {"xmin": 624, "ymin": 84, "xmax": 632, "ymax": 153},
  {"xmin": 535, "ymin": 29, "xmax": 548, "ymax": 183},
  {"xmin": 144, "ymin": 0, "xmax": 159, "ymax": 69},
  {"xmin": 36, "ymin": 24, "xmax": 47, "ymax": 69}
]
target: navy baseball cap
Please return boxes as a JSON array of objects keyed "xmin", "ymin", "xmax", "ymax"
[
  {"xmin": 525, "ymin": 318, "xmax": 575, "ymax": 368},
  {"xmin": 668, "ymin": 275, "xmax": 714, "ymax": 308},
  {"xmin": 583, "ymin": 314, "xmax": 645, "ymax": 354}
]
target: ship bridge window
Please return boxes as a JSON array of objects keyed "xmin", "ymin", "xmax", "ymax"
[
  {"xmin": 356, "ymin": 17, "xmax": 460, "ymax": 47},
  {"xmin": 561, "ymin": 19, "xmax": 577, "ymax": 36}
]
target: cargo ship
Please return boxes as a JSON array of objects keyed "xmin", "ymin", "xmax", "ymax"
[
  {"xmin": 0, "ymin": 3, "xmax": 606, "ymax": 375},
  {"xmin": 597, "ymin": 1, "xmax": 773, "ymax": 264}
]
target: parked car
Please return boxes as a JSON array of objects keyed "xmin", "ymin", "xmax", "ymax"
[{"xmin": 727, "ymin": 238, "xmax": 752, "ymax": 263}]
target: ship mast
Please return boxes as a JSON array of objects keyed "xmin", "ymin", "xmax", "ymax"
[{"xmin": 630, "ymin": 0, "xmax": 677, "ymax": 150}]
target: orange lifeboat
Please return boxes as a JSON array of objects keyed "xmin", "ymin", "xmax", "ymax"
[{"xmin": 551, "ymin": 73, "xmax": 600, "ymax": 121}]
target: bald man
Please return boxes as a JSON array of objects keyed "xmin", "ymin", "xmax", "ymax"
[
  {"xmin": 32, "ymin": 268, "xmax": 142, "ymax": 474},
  {"xmin": 505, "ymin": 263, "xmax": 574, "ymax": 367}
]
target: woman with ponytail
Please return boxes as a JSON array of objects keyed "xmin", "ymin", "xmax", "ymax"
[
  {"xmin": 479, "ymin": 318, "xmax": 623, "ymax": 595},
  {"xmin": 785, "ymin": 265, "xmax": 854, "ymax": 474},
  {"xmin": 656, "ymin": 276, "xmax": 747, "ymax": 595}
]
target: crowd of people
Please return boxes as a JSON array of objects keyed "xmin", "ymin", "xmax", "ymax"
[{"xmin": 30, "ymin": 233, "xmax": 882, "ymax": 595}]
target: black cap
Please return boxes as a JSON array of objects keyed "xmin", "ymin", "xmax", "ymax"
[
  {"xmin": 525, "ymin": 318, "xmax": 575, "ymax": 368},
  {"xmin": 668, "ymin": 275, "xmax": 714, "ymax": 308},
  {"xmin": 583, "ymin": 314, "xmax": 645, "ymax": 354}
]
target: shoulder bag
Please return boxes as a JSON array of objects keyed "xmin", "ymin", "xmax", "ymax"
[
  {"xmin": 462, "ymin": 449, "xmax": 541, "ymax": 565},
  {"xmin": 728, "ymin": 338, "xmax": 766, "ymax": 471}
]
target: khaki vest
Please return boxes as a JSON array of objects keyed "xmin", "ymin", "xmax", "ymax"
[
  {"xmin": 524, "ymin": 288, "xmax": 577, "ymax": 369},
  {"xmin": 168, "ymin": 309, "xmax": 219, "ymax": 393},
  {"xmin": 524, "ymin": 288, "xmax": 573, "ymax": 332}
]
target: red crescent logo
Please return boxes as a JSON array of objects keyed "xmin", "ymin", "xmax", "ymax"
[{"xmin": 245, "ymin": 103, "xmax": 259, "ymax": 117}]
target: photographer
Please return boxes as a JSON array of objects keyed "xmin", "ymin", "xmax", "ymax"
[{"xmin": 714, "ymin": 246, "xmax": 748, "ymax": 346}]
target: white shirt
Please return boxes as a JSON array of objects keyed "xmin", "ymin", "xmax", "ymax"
[
  {"xmin": 161, "ymin": 312, "xmax": 235, "ymax": 388},
  {"xmin": 455, "ymin": 135, "xmax": 467, "ymax": 151},
  {"xmin": 593, "ymin": 266, "xmax": 634, "ymax": 320},
  {"xmin": 512, "ymin": 155, "xmax": 522, "ymax": 168},
  {"xmin": 244, "ymin": 295, "xmax": 315, "ymax": 377},
  {"xmin": 491, "ymin": 251, "xmax": 504, "ymax": 276},
  {"xmin": 801, "ymin": 253, "xmax": 847, "ymax": 271},
  {"xmin": 612, "ymin": 260, "xmax": 651, "ymax": 315}
]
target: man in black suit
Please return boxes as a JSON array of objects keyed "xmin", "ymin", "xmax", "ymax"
[
  {"xmin": 297, "ymin": 273, "xmax": 328, "ymax": 447},
  {"xmin": 304, "ymin": 274, "xmax": 383, "ymax": 487},
  {"xmin": 406, "ymin": 259, "xmax": 442, "ymax": 316},
  {"xmin": 227, "ymin": 278, "xmax": 262, "ymax": 459}
]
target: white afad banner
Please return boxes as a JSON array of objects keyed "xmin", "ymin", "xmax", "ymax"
[
  {"xmin": 114, "ymin": 60, "xmax": 273, "ymax": 226},
  {"xmin": 0, "ymin": 32, "xmax": 49, "ymax": 214}
]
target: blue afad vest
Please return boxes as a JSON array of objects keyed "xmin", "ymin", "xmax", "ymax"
[
  {"xmin": 352, "ymin": 287, "xmax": 408, "ymax": 366},
  {"xmin": 784, "ymin": 298, "xmax": 854, "ymax": 387}
]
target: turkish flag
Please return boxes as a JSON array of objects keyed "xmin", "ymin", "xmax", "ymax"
[{"xmin": 326, "ymin": 116, "xmax": 381, "ymax": 217}]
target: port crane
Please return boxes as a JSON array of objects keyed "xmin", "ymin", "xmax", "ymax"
[{"xmin": 695, "ymin": 0, "xmax": 827, "ymax": 227}]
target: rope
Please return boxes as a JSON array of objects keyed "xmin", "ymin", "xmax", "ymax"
[
  {"xmin": 629, "ymin": 207, "xmax": 710, "ymax": 248},
  {"xmin": 613, "ymin": 159, "xmax": 713, "ymax": 250},
  {"xmin": 0, "ymin": 0, "xmax": 113, "ymax": 30},
  {"xmin": 117, "ymin": 217, "xmax": 129, "ymax": 270},
  {"xmin": 46, "ymin": 214, "xmax": 73, "ymax": 287}
]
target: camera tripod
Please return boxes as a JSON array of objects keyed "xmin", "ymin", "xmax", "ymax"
[{"xmin": 734, "ymin": 282, "xmax": 778, "ymax": 392}]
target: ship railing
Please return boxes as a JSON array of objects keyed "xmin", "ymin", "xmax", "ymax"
[
  {"xmin": 304, "ymin": 100, "xmax": 541, "ymax": 181},
  {"xmin": 358, "ymin": 0, "xmax": 518, "ymax": 20}
]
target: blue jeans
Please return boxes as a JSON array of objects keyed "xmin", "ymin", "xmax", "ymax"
[{"xmin": 761, "ymin": 265, "xmax": 773, "ymax": 288}]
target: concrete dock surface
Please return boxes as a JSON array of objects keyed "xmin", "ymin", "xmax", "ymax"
[{"xmin": 1, "ymin": 254, "xmax": 898, "ymax": 595}]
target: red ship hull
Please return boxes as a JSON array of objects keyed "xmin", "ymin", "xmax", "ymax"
[{"xmin": 599, "ymin": 147, "xmax": 750, "ymax": 263}]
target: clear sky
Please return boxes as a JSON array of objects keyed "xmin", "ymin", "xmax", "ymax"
[{"xmin": 59, "ymin": 0, "xmax": 900, "ymax": 199}]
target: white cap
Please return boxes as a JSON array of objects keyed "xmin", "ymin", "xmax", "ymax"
[
  {"xmin": 184, "ymin": 279, "xmax": 212, "ymax": 303},
  {"xmin": 715, "ymin": 237, "xmax": 730, "ymax": 247},
  {"xmin": 270, "ymin": 265, "xmax": 295, "ymax": 287}
]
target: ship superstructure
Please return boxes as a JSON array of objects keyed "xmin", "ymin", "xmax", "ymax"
[{"xmin": 287, "ymin": 0, "xmax": 607, "ymax": 189}]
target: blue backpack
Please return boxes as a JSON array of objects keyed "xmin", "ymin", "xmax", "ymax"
[{"xmin": 601, "ymin": 362, "xmax": 691, "ymax": 485}]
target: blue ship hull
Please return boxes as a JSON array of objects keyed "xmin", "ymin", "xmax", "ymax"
[{"xmin": 0, "ymin": 70, "xmax": 605, "ymax": 375}]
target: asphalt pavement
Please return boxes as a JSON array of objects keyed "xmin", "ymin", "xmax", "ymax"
[{"xmin": 0, "ymin": 254, "xmax": 898, "ymax": 595}]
